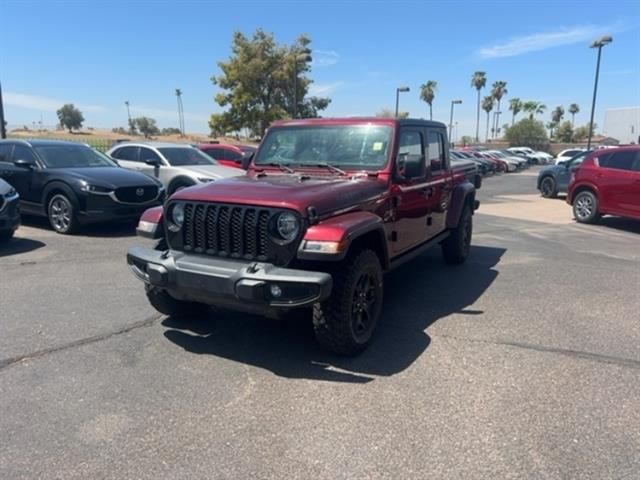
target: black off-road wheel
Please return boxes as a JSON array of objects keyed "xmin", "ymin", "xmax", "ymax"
[
  {"xmin": 441, "ymin": 205, "xmax": 472, "ymax": 265},
  {"xmin": 573, "ymin": 190, "xmax": 601, "ymax": 224},
  {"xmin": 48, "ymin": 193, "xmax": 79, "ymax": 234},
  {"xmin": 313, "ymin": 249, "xmax": 383, "ymax": 355},
  {"xmin": 540, "ymin": 176, "xmax": 558, "ymax": 198},
  {"xmin": 145, "ymin": 284, "xmax": 209, "ymax": 318}
]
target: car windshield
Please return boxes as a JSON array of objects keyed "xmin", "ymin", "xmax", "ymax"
[
  {"xmin": 255, "ymin": 125, "xmax": 393, "ymax": 170},
  {"xmin": 34, "ymin": 145, "xmax": 117, "ymax": 168},
  {"xmin": 567, "ymin": 151, "xmax": 590, "ymax": 165},
  {"xmin": 158, "ymin": 147, "xmax": 217, "ymax": 166}
]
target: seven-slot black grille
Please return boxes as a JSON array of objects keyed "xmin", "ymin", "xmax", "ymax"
[
  {"xmin": 115, "ymin": 186, "xmax": 158, "ymax": 203},
  {"xmin": 175, "ymin": 202, "xmax": 292, "ymax": 263}
]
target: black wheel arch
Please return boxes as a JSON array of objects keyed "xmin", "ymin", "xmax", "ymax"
[
  {"xmin": 42, "ymin": 181, "xmax": 82, "ymax": 212},
  {"xmin": 168, "ymin": 176, "xmax": 196, "ymax": 195}
]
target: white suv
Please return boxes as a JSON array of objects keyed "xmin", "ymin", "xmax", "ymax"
[{"xmin": 107, "ymin": 142, "xmax": 243, "ymax": 195}]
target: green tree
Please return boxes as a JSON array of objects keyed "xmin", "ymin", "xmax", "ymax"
[
  {"xmin": 460, "ymin": 135, "xmax": 474, "ymax": 146},
  {"xmin": 568, "ymin": 103, "xmax": 580, "ymax": 128},
  {"xmin": 555, "ymin": 121, "xmax": 574, "ymax": 143},
  {"xmin": 376, "ymin": 108, "xmax": 408, "ymax": 119},
  {"xmin": 471, "ymin": 71, "xmax": 487, "ymax": 142},
  {"xmin": 509, "ymin": 98, "xmax": 522, "ymax": 126},
  {"xmin": 546, "ymin": 121, "xmax": 558, "ymax": 139},
  {"xmin": 490, "ymin": 80, "xmax": 508, "ymax": 138},
  {"xmin": 573, "ymin": 123, "xmax": 597, "ymax": 141},
  {"xmin": 505, "ymin": 117, "xmax": 549, "ymax": 149},
  {"xmin": 523, "ymin": 101, "xmax": 546, "ymax": 119},
  {"xmin": 482, "ymin": 95, "xmax": 494, "ymax": 142},
  {"xmin": 56, "ymin": 104, "xmax": 84, "ymax": 133},
  {"xmin": 133, "ymin": 117, "xmax": 160, "ymax": 138},
  {"xmin": 210, "ymin": 29, "xmax": 330, "ymax": 138},
  {"xmin": 551, "ymin": 106, "xmax": 564, "ymax": 124},
  {"xmin": 419, "ymin": 80, "xmax": 437, "ymax": 120}
]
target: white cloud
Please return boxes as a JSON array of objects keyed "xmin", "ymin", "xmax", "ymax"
[
  {"xmin": 4, "ymin": 91, "xmax": 107, "ymax": 113},
  {"xmin": 312, "ymin": 50, "xmax": 340, "ymax": 67},
  {"xmin": 477, "ymin": 24, "xmax": 617, "ymax": 59},
  {"xmin": 308, "ymin": 82, "xmax": 344, "ymax": 96}
]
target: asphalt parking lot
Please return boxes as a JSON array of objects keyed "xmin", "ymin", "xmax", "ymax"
[{"xmin": 1, "ymin": 168, "xmax": 639, "ymax": 479}]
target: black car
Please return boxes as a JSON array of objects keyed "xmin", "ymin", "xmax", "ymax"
[
  {"xmin": 0, "ymin": 178, "xmax": 20, "ymax": 241},
  {"xmin": 0, "ymin": 140, "xmax": 165, "ymax": 234},
  {"xmin": 537, "ymin": 150, "xmax": 592, "ymax": 198}
]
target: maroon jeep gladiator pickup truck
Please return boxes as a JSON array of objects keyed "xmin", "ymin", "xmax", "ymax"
[{"xmin": 127, "ymin": 118, "xmax": 479, "ymax": 354}]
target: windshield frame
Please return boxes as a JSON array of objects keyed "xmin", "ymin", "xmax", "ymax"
[
  {"xmin": 254, "ymin": 124, "xmax": 394, "ymax": 172},
  {"xmin": 158, "ymin": 147, "xmax": 218, "ymax": 167},
  {"xmin": 34, "ymin": 144, "xmax": 118, "ymax": 169}
]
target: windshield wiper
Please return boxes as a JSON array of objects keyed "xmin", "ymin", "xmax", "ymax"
[
  {"xmin": 264, "ymin": 162, "xmax": 295, "ymax": 174},
  {"xmin": 315, "ymin": 162, "xmax": 347, "ymax": 176}
]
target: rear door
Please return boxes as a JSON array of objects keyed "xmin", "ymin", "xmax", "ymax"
[
  {"xmin": 596, "ymin": 150, "xmax": 637, "ymax": 216},
  {"xmin": 425, "ymin": 128, "xmax": 452, "ymax": 238}
]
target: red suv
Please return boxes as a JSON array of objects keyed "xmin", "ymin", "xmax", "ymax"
[
  {"xmin": 197, "ymin": 142, "xmax": 246, "ymax": 169},
  {"xmin": 567, "ymin": 146, "xmax": 640, "ymax": 223}
]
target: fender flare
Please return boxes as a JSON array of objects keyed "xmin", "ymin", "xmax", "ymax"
[
  {"xmin": 298, "ymin": 210, "xmax": 389, "ymax": 267},
  {"xmin": 42, "ymin": 181, "xmax": 80, "ymax": 213},
  {"xmin": 568, "ymin": 181, "xmax": 600, "ymax": 204},
  {"xmin": 446, "ymin": 181, "xmax": 475, "ymax": 229},
  {"xmin": 168, "ymin": 176, "xmax": 196, "ymax": 195}
]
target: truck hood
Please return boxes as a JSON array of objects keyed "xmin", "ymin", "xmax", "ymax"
[
  {"xmin": 180, "ymin": 164, "xmax": 244, "ymax": 179},
  {"xmin": 171, "ymin": 173, "xmax": 388, "ymax": 216}
]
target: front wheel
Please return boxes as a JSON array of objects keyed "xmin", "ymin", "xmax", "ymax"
[
  {"xmin": 442, "ymin": 205, "xmax": 472, "ymax": 265},
  {"xmin": 573, "ymin": 190, "xmax": 600, "ymax": 224},
  {"xmin": 313, "ymin": 249, "xmax": 383, "ymax": 355},
  {"xmin": 48, "ymin": 194, "xmax": 78, "ymax": 234},
  {"xmin": 540, "ymin": 176, "xmax": 558, "ymax": 198}
]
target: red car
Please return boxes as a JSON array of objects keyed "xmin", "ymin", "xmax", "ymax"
[
  {"xmin": 567, "ymin": 146, "xmax": 640, "ymax": 223},
  {"xmin": 197, "ymin": 142, "xmax": 246, "ymax": 169}
]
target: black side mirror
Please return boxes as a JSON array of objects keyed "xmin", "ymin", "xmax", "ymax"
[
  {"xmin": 14, "ymin": 158, "xmax": 35, "ymax": 169},
  {"xmin": 396, "ymin": 153, "xmax": 425, "ymax": 180},
  {"xmin": 241, "ymin": 152, "xmax": 254, "ymax": 170},
  {"xmin": 145, "ymin": 158, "xmax": 162, "ymax": 167}
]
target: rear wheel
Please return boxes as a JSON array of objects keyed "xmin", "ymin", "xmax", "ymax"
[
  {"xmin": 48, "ymin": 193, "xmax": 78, "ymax": 234},
  {"xmin": 442, "ymin": 205, "xmax": 472, "ymax": 265},
  {"xmin": 540, "ymin": 176, "xmax": 558, "ymax": 198},
  {"xmin": 573, "ymin": 190, "xmax": 600, "ymax": 224},
  {"xmin": 313, "ymin": 249, "xmax": 383, "ymax": 355}
]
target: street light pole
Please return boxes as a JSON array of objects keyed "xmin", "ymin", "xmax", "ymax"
[
  {"xmin": 395, "ymin": 86, "xmax": 410, "ymax": 118},
  {"xmin": 449, "ymin": 100, "xmax": 462, "ymax": 144},
  {"xmin": 125, "ymin": 101, "xmax": 132, "ymax": 132},
  {"xmin": 293, "ymin": 49, "xmax": 312, "ymax": 119},
  {"xmin": 0, "ymin": 80, "xmax": 6, "ymax": 139},
  {"xmin": 587, "ymin": 35, "xmax": 612, "ymax": 150}
]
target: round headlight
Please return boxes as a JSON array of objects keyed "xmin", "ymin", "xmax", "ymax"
[
  {"xmin": 275, "ymin": 212, "xmax": 300, "ymax": 243},
  {"xmin": 171, "ymin": 203, "xmax": 185, "ymax": 228}
]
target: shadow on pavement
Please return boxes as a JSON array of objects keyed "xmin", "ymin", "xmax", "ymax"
[
  {"xmin": 597, "ymin": 217, "xmax": 640, "ymax": 235},
  {"xmin": 0, "ymin": 236, "xmax": 46, "ymax": 257},
  {"xmin": 163, "ymin": 245, "xmax": 505, "ymax": 383},
  {"xmin": 20, "ymin": 215, "xmax": 137, "ymax": 238}
]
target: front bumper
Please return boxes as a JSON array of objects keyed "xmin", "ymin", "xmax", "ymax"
[{"xmin": 127, "ymin": 246, "xmax": 333, "ymax": 312}]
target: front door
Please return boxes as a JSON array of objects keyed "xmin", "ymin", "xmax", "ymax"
[
  {"xmin": 9, "ymin": 144, "xmax": 42, "ymax": 204},
  {"xmin": 390, "ymin": 128, "xmax": 430, "ymax": 254}
]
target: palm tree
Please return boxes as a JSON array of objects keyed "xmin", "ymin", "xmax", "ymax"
[
  {"xmin": 471, "ymin": 71, "xmax": 487, "ymax": 142},
  {"xmin": 546, "ymin": 121, "xmax": 557, "ymax": 138},
  {"xmin": 482, "ymin": 95, "xmax": 494, "ymax": 142},
  {"xmin": 508, "ymin": 98, "xmax": 522, "ymax": 126},
  {"xmin": 490, "ymin": 81, "xmax": 508, "ymax": 138},
  {"xmin": 551, "ymin": 106, "xmax": 564, "ymax": 124},
  {"xmin": 535, "ymin": 103, "xmax": 547, "ymax": 118},
  {"xmin": 175, "ymin": 88, "xmax": 184, "ymax": 136},
  {"xmin": 523, "ymin": 101, "xmax": 546, "ymax": 119},
  {"xmin": 569, "ymin": 103, "xmax": 580, "ymax": 128},
  {"xmin": 419, "ymin": 80, "xmax": 438, "ymax": 120}
]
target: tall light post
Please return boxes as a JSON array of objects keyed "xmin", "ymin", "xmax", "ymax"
[
  {"xmin": 124, "ymin": 100, "xmax": 132, "ymax": 132},
  {"xmin": 0, "ymin": 80, "xmax": 6, "ymax": 139},
  {"xmin": 175, "ymin": 89, "xmax": 184, "ymax": 136},
  {"xmin": 587, "ymin": 35, "xmax": 612, "ymax": 150},
  {"xmin": 395, "ymin": 86, "xmax": 410, "ymax": 118},
  {"xmin": 449, "ymin": 99, "xmax": 462, "ymax": 143},
  {"xmin": 293, "ymin": 48, "xmax": 312, "ymax": 119}
]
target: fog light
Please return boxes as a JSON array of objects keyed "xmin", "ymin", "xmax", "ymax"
[{"xmin": 270, "ymin": 284, "xmax": 283, "ymax": 298}]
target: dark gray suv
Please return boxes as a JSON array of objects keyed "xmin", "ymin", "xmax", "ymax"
[{"xmin": 537, "ymin": 150, "xmax": 591, "ymax": 198}]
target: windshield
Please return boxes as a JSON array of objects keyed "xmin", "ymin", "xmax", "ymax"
[
  {"xmin": 567, "ymin": 151, "xmax": 590, "ymax": 165},
  {"xmin": 159, "ymin": 147, "xmax": 217, "ymax": 166},
  {"xmin": 255, "ymin": 125, "xmax": 393, "ymax": 170},
  {"xmin": 35, "ymin": 145, "xmax": 117, "ymax": 168}
]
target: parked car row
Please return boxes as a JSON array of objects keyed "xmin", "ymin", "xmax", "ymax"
[
  {"xmin": 450, "ymin": 145, "xmax": 538, "ymax": 176},
  {"xmin": 537, "ymin": 146, "xmax": 640, "ymax": 223}
]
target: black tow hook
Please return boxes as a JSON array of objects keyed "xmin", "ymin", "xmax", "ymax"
[{"xmin": 246, "ymin": 262, "xmax": 261, "ymax": 274}]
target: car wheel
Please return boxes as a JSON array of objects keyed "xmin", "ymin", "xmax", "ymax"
[
  {"xmin": 313, "ymin": 249, "xmax": 383, "ymax": 355},
  {"xmin": 48, "ymin": 194, "xmax": 78, "ymax": 234},
  {"xmin": 168, "ymin": 180, "xmax": 195, "ymax": 196},
  {"xmin": 540, "ymin": 176, "xmax": 558, "ymax": 198},
  {"xmin": 442, "ymin": 205, "xmax": 472, "ymax": 265},
  {"xmin": 573, "ymin": 190, "xmax": 601, "ymax": 224}
]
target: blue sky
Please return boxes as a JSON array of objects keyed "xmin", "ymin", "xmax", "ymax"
[{"xmin": 1, "ymin": 0, "xmax": 639, "ymax": 137}]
